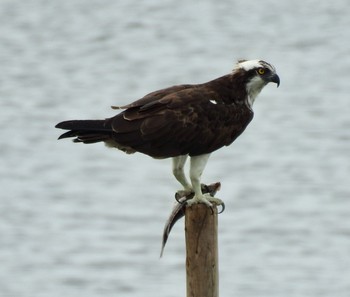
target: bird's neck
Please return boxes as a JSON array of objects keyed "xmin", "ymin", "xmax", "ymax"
[
  {"xmin": 207, "ymin": 75, "xmax": 248, "ymax": 105},
  {"xmin": 245, "ymin": 78, "xmax": 267, "ymax": 108}
]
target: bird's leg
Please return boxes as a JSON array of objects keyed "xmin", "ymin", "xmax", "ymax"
[
  {"xmin": 186, "ymin": 154, "xmax": 223, "ymax": 207},
  {"xmin": 172, "ymin": 155, "xmax": 193, "ymax": 199}
]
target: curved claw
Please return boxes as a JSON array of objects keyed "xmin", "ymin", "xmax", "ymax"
[
  {"xmin": 209, "ymin": 199, "xmax": 225, "ymax": 214},
  {"xmin": 174, "ymin": 191, "xmax": 185, "ymax": 204},
  {"xmin": 175, "ymin": 190, "xmax": 194, "ymax": 204},
  {"xmin": 174, "ymin": 192, "xmax": 181, "ymax": 203},
  {"xmin": 217, "ymin": 202, "xmax": 225, "ymax": 214},
  {"xmin": 175, "ymin": 194, "xmax": 186, "ymax": 204},
  {"xmin": 175, "ymin": 182, "xmax": 223, "ymax": 207}
]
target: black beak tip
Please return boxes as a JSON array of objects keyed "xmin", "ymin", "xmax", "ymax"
[{"xmin": 272, "ymin": 74, "xmax": 280, "ymax": 88}]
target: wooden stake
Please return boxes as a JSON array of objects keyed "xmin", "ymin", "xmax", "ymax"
[{"xmin": 185, "ymin": 204, "xmax": 218, "ymax": 297}]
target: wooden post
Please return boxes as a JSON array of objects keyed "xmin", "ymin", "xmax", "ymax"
[{"xmin": 185, "ymin": 204, "xmax": 218, "ymax": 297}]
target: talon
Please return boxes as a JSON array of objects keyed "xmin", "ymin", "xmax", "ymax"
[
  {"xmin": 207, "ymin": 196, "xmax": 224, "ymax": 207},
  {"xmin": 186, "ymin": 194, "xmax": 212, "ymax": 207},
  {"xmin": 175, "ymin": 195, "xmax": 189, "ymax": 204},
  {"xmin": 175, "ymin": 192, "xmax": 184, "ymax": 204},
  {"xmin": 218, "ymin": 202, "xmax": 225, "ymax": 214},
  {"xmin": 175, "ymin": 189, "xmax": 194, "ymax": 203},
  {"xmin": 185, "ymin": 193, "xmax": 224, "ymax": 207},
  {"xmin": 175, "ymin": 195, "xmax": 184, "ymax": 204}
]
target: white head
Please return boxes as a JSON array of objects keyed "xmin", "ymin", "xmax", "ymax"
[{"xmin": 234, "ymin": 59, "xmax": 280, "ymax": 107}]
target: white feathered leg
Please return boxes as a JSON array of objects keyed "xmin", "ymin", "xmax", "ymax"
[
  {"xmin": 172, "ymin": 155, "xmax": 193, "ymax": 197},
  {"xmin": 186, "ymin": 153, "xmax": 223, "ymax": 206}
]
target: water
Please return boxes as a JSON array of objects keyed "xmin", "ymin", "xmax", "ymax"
[{"xmin": 1, "ymin": 0, "xmax": 350, "ymax": 296}]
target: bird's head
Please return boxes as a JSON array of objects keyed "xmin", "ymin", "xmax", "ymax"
[{"xmin": 233, "ymin": 59, "xmax": 280, "ymax": 106}]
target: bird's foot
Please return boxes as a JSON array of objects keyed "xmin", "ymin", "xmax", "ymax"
[
  {"xmin": 174, "ymin": 183, "xmax": 224, "ymax": 212},
  {"xmin": 186, "ymin": 193, "xmax": 224, "ymax": 208}
]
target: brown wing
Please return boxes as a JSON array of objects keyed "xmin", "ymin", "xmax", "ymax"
[
  {"xmin": 110, "ymin": 87, "xmax": 254, "ymax": 158},
  {"xmin": 112, "ymin": 84, "xmax": 193, "ymax": 109}
]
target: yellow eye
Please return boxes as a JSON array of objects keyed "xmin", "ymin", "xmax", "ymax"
[{"xmin": 258, "ymin": 68, "xmax": 265, "ymax": 75}]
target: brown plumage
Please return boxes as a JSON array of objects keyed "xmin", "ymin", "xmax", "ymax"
[
  {"xmin": 57, "ymin": 73, "xmax": 255, "ymax": 158},
  {"xmin": 56, "ymin": 59, "xmax": 279, "ymax": 206}
]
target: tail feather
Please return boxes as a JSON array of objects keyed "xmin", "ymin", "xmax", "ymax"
[
  {"xmin": 55, "ymin": 120, "xmax": 110, "ymax": 131},
  {"xmin": 55, "ymin": 120, "xmax": 112, "ymax": 144}
]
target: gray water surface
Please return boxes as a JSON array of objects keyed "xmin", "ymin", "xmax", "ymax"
[{"xmin": 1, "ymin": 0, "xmax": 350, "ymax": 296}]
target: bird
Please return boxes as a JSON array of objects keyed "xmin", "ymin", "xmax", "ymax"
[{"xmin": 55, "ymin": 59, "xmax": 280, "ymax": 207}]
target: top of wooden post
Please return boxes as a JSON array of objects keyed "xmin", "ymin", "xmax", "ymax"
[{"xmin": 185, "ymin": 204, "xmax": 219, "ymax": 297}]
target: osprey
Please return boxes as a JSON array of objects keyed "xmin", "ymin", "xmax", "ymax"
[{"xmin": 56, "ymin": 59, "xmax": 280, "ymax": 206}]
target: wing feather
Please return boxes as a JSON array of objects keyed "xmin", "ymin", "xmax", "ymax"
[
  {"xmin": 57, "ymin": 73, "xmax": 256, "ymax": 158},
  {"xmin": 109, "ymin": 86, "xmax": 253, "ymax": 158}
]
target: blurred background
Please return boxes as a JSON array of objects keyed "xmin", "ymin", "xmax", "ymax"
[{"xmin": 1, "ymin": 0, "xmax": 349, "ymax": 296}]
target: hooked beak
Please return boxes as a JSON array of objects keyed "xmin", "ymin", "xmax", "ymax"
[{"xmin": 270, "ymin": 73, "xmax": 280, "ymax": 87}]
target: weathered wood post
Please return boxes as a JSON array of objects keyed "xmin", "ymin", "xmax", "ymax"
[{"xmin": 185, "ymin": 204, "xmax": 219, "ymax": 297}]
